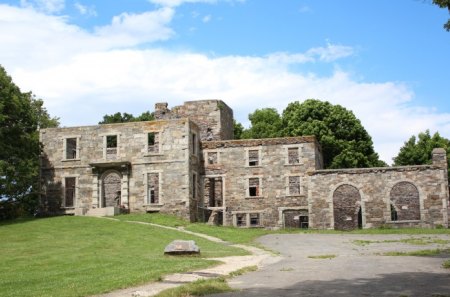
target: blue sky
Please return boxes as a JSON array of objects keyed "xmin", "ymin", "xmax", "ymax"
[{"xmin": 0, "ymin": 0, "xmax": 449, "ymax": 163}]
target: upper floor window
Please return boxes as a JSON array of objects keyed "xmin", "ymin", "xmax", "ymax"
[
  {"xmin": 65, "ymin": 138, "xmax": 77, "ymax": 159},
  {"xmin": 207, "ymin": 152, "xmax": 218, "ymax": 165},
  {"xmin": 106, "ymin": 135, "xmax": 117, "ymax": 159},
  {"xmin": 147, "ymin": 132, "xmax": 160, "ymax": 154},
  {"xmin": 248, "ymin": 150, "xmax": 259, "ymax": 166},
  {"xmin": 248, "ymin": 177, "xmax": 261, "ymax": 197},
  {"xmin": 287, "ymin": 147, "xmax": 300, "ymax": 165},
  {"xmin": 288, "ymin": 176, "xmax": 301, "ymax": 195},
  {"xmin": 191, "ymin": 133, "xmax": 197, "ymax": 155}
]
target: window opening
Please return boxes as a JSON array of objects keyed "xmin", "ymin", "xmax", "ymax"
[
  {"xmin": 147, "ymin": 132, "xmax": 159, "ymax": 153},
  {"xmin": 248, "ymin": 178, "xmax": 260, "ymax": 197},
  {"xmin": 66, "ymin": 138, "xmax": 77, "ymax": 159},
  {"xmin": 147, "ymin": 173, "xmax": 159, "ymax": 204},
  {"xmin": 288, "ymin": 147, "xmax": 299, "ymax": 164},
  {"xmin": 192, "ymin": 173, "xmax": 197, "ymax": 199},
  {"xmin": 207, "ymin": 152, "xmax": 218, "ymax": 165},
  {"xmin": 299, "ymin": 216, "xmax": 309, "ymax": 229},
  {"xmin": 106, "ymin": 135, "xmax": 117, "ymax": 158},
  {"xmin": 250, "ymin": 213, "xmax": 260, "ymax": 227},
  {"xmin": 236, "ymin": 214, "xmax": 246, "ymax": 227},
  {"xmin": 248, "ymin": 150, "xmax": 259, "ymax": 166},
  {"xmin": 64, "ymin": 177, "xmax": 76, "ymax": 207},
  {"xmin": 288, "ymin": 176, "xmax": 301, "ymax": 195},
  {"xmin": 192, "ymin": 133, "xmax": 197, "ymax": 155}
]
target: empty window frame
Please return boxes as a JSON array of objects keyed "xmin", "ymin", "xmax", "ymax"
[
  {"xmin": 64, "ymin": 177, "xmax": 76, "ymax": 207},
  {"xmin": 287, "ymin": 147, "xmax": 300, "ymax": 165},
  {"xmin": 248, "ymin": 150, "xmax": 259, "ymax": 166},
  {"xmin": 236, "ymin": 214, "xmax": 246, "ymax": 227},
  {"xmin": 248, "ymin": 177, "xmax": 260, "ymax": 197},
  {"xmin": 191, "ymin": 133, "xmax": 197, "ymax": 155},
  {"xmin": 106, "ymin": 135, "xmax": 118, "ymax": 158},
  {"xmin": 249, "ymin": 213, "xmax": 260, "ymax": 227},
  {"xmin": 207, "ymin": 152, "xmax": 218, "ymax": 165},
  {"xmin": 147, "ymin": 132, "xmax": 159, "ymax": 154},
  {"xmin": 192, "ymin": 173, "xmax": 197, "ymax": 199},
  {"xmin": 288, "ymin": 176, "xmax": 301, "ymax": 195},
  {"xmin": 147, "ymin": 173, "xmax": 160, "ymax": 204},
  {"xmin": 390, "ymin": 204, "xmax": 398, "ymax": 221},
  {"xmin": 65, "ymin": 138, "xmax": 78, "ymax": 159}
]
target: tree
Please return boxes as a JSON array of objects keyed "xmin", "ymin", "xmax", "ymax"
[
  {"xmin": 99, "ymin": 111, "xmax": 154, "ymax": 124},
  {"xmin": 0, "ymin": 65, "xmax": 58, "ymax": 217},
  {"xmin": 393, "ymin": 130, "xmax": 450, "ymax": 178},
  {"xmin": 282, "ymin": 99, "xmax": 385, "ymax": 169},
  {"xmin": 233, "ymin": 120, "xmax": 244, "ymax": 140},
  {"xmin": 240, "ymin": 108, "xmax": 283, "ymax": 139},
  {"xmin": 433, "ymin": 0, "xmax": 450, "ymax": 31}
]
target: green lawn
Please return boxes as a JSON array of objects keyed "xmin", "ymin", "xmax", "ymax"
[{"xmin": 0, "ymin": 216, "xmax": 247, "ymax": 297}]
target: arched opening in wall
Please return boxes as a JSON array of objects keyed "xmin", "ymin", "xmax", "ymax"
[
  {"xmin": 333, "ymin": 184, "xmax": 361, "ymax": 231},
  {"xmin": 102, "ymin": 171, "xmax": 122, "ymax": 208},
  {"xmin": 390, "ymin": 182, "xmax": 420, "ymax": 221}
]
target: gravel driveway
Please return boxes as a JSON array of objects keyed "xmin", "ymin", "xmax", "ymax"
[{"xmin": 213, "ymin": 234, "xmax": 450, "ymax": 297}]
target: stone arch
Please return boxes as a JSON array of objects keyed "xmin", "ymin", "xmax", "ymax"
[
  {"xmin": 390, "ymin": 181, "xmax": 420, "ymax": 221},
  {"xmin": 333, "ymin": 184, "xmax": 362, "ymax": 230},
  {"xmin": 102, "ymin": 170, "xmax": 122, "ymax": 207}
]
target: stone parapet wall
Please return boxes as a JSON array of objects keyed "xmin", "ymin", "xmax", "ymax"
[{"xmin": 201, "ymin": 136, "xmax": 318, "ymax": 149}]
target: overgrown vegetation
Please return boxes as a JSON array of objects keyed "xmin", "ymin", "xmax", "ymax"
[
  {"xmin": 353, "ymin": 237, "xmax": 450, "ymax": 246},
  {"xmin": 0, "ymin": 216, "xmax": 247, "ymax": 297},
  {"xmin": 308, "ymin": 254, "xmax": 337, "ymax": 259},
  {"xmin": 155, "ymin": 277, "xmax": 233, "ymax": 297},
  {"xmin": 383, "ymin": 249, "xmax": 450, "ymax": 257}
]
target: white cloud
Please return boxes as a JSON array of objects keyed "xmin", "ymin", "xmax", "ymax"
[
  {"xmin": 148, "ymin": 0, "xmax": 217, "ymax": 8},
  {"xmin": 20, "ymin": 0, "xmax": 65, "ymax": 14},
  {"xmin": 202, "ymin": 14, "xmax": 211, "ymax": 23},
  {"xmin": 74, "ymin": 2, "xmax": 97, "ymax": 17},
  {"xmin": 1, "ymin": 3, "xmax": 449, "ymax": 164}
]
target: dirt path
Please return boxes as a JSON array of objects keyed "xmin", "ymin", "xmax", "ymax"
[
  {"xmin": 94, "ymin": 221, "xmax": 279, "ymax": 297},
  {"xmin": 212, "ymin": 234, "xmax": 450, "ymax": 297}
]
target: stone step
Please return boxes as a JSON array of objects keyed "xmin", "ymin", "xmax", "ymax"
[{"xmin": 85, "ymin": 207, "xmax": 120, "ymax": 217}]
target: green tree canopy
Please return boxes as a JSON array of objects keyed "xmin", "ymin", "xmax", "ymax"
[
  {"xmin": 433, "ymin": 0, "xmax": 450, "ymax": 31},
  {"xmin": 240, "ymin": 108, "xmax": 283, "ymax": 139},
  {"xmin": 0, "ymin": 65, "xmax": 58, "ymax": 216},
  {"xmin": 99, "ymin": 111, "xmax": 154, "ymax": 124},
  {"xmin": 281, "ymin": 99, "xmax": 385, "ymax": 169},
  {"xmin": 393, "ymin": 130, "xmax": 450, "ymax": 178}
]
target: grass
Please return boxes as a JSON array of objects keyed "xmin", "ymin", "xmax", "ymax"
[
  {"xmin": 0, "ymin": 216, "xmax": 247, "ymax": 297},
  {"xmin": 353, "ymin": 237, "xmax": 450, "ymax": 246},
  {"xmin": 229, "ymin": 265, "xmax": 258, "ymax": 277},
  {"xmin": 308, "ymin": 254, "xmax": 337, "ymax": 259},
  {"xmin": 115, "ymin": 213, "xmax": 189, "ymax": 227},
  {"xmin": 155, "ymin": 277, "xmax": 233, "ymax": 297},
  {"xmin": 443, "ymin": 260, "xmax": 450, "ymax": 269},
  {"xmin": 383, "ymin": 248, "xmax": 450, "ymax": 257}
]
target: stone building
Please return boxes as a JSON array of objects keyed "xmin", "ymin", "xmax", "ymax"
[{"xmin": 39, "ymin": 100, "xmax": 449, "ymax": 229}]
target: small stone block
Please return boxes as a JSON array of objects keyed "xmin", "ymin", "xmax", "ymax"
[{"xmin": 164, "ymin": 240, "xmax": 200, "ymax": 255}]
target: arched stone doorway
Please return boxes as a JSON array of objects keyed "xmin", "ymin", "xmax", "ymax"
[
  {"xmin": 333, "ymin": 184, "xmax": 362, "ymax": 231},
  {"xmin": 102, "ymin": 171, "xmax": 121, "ymax": 207},
  {"xmin": 390, "ymin": 182, "xmax": 420, "ymax": 221}
]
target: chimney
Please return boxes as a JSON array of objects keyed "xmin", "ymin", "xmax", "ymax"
[{"xmin": 432, "ymin": 148, "xmax": 448, "ymax": 169}]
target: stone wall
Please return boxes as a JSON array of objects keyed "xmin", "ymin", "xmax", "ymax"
[
  {"xmin": 308, "ymin": 163, "xmax": 449, "ymax": 229},
  {"xmin": 154, "ymin": 100, "xmax": 234, "ymax": 141},
  {"xmin": 201, "ymin": 137, "xmax": 320, "ymax": 227},
  {"xmin": 40, "ymin": 119, "xmax": 199, "ymax": 220}
]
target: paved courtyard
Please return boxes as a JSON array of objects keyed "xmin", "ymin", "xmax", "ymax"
[{"xmin": 213, "ymin": 234, "xmax": 450, "ymax": 297}]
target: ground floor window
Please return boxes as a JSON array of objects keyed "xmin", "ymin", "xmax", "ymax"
[
  {"xmin": 233, "ymin": 212, "xmax": 262, "ymax": 228},
  {"xmin": 64, "ymin": 177, "xmax": 76, "ymax": 207},
  {"xmin": 147, "ymin": 173, "xmax": 159, "ymax": 204}
]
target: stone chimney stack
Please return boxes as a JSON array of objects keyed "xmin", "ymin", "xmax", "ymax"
[
  {"xmin": 155, "ymin": 102, "xmax": 170, "ymax": 120},
  {"xmin": 432, "ymin": 148, "xmax": 448, "ymax": 169}
]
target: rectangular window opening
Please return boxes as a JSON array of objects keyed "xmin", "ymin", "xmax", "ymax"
[
  {"xmin": 236, "ymin": 214, "xmax": 246, "ymax": 227},
  {"xmin": 106, "ymin": 135, "xmax": 118, "ymax": 158},
  {"xmin": 248, "ymin": 150, "xmax": 259, "ymax": 166},
  {"xmin": 250, "ymin": 213, "xmax": 260, "ymax": 227},
  {"xmin": 288, "ymin": 147, "xmax": 300, "ymax": 164},
  {"xmin": 147, "ymin": 173, "xmax": 159, "ymax": 204},
  {"xmin": 147, "ymin": 132, "xmax": 159, "ymax": 154},
  {"xmin": 66, "ymin": 138, "xmax": 77, "ymax": 159},
  {"xmin": 288, "ymin": 176, "xmax": 301, "ymax": 195},
  {"xmin": 64, "ymin": 177, "xmax": 76, "ymax": 207},
  {"xmin": 192, "ymin": 133, "xmax": 197, "ymax": 155},
  {"xmin": 207, "ymin": 152, "xmax": 218, "ymax": 165},
  {"xmin": 192, "ymin": 173, "xmax": 197, "ymax": 199},
  {"xmin": 248, "ymin": 178, "xmax": 260, "ymax": 197}
]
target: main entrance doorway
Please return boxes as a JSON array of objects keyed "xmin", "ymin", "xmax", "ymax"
[{"xmin": 102, "ymin": 171, "xmax": 121, "ymax": 207}]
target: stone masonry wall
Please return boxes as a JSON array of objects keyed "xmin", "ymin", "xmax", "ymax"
[
  {"xmin": 154, "ymin": 100, "xmax": 234, "ymax": 141},
  {"xmin": 201, "ymin": 137, "xmax": 319, "ymax": 227},
  {"xmin": 308, "ymin": 165, "xmax": 449, "ymax": 229},
  {"xmin": 40, "ymin": 119, "xmax": 197, "ymax": 220}
]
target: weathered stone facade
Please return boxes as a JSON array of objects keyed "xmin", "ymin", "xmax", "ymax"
[{"xmin": 40, "ymin": 100, "xmax": 449, "ymax": 229}]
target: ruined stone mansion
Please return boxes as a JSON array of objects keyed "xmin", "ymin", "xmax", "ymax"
[{"xmin": 39, "ymin": 100, "xmax": 450, "ymax": 230}]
